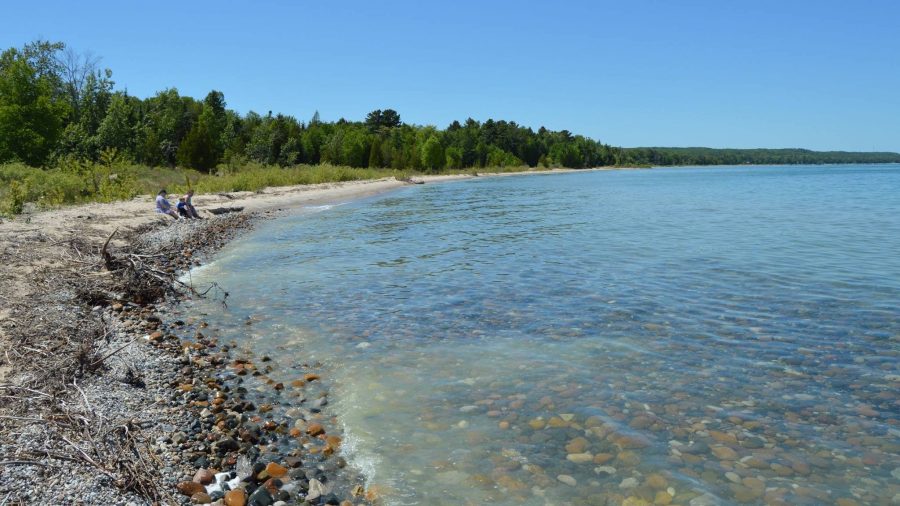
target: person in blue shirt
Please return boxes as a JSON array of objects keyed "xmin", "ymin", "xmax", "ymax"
[{"xmin": 176, "ymin": 197, "xmax": 191, "ymax": 219}]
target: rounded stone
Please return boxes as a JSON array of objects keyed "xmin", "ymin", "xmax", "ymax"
[
  {"xmin": 224, "ymin": 489, "xmax": 247, "ymax": 506},
  {"xmin": 557, "ymin": 474, "xmax": 577, "ymax": 486}
]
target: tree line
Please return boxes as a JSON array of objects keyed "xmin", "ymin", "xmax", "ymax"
[{"xmin": 2, "ymin": 40, "xmax": 898, "ymax": 173}]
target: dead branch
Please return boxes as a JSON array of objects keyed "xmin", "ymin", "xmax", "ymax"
[{"xmin": 101, "ymin": 227, "xmax": 117, "ymax": 270}]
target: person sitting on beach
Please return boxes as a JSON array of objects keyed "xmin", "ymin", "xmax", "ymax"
[
  {"xmin": 184, "ymin": 189, "xmax": 201, "ymax": 219},
  {"xmin": 176, "ymin": 197, "xmax": 191, "ymax": 219},
  {"xmin": 155, "ymin": 189, "xmax": 178, "ymax": 219}
]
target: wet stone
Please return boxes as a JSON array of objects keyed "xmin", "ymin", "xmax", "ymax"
[
  {"xmin": 191, "ymin": 491, "xmax": 212, "ymax": 504},
  {"xmin": 178, "ymin": 481, "xmax": 206, "ymax": 497},
  {"xmin": 711, "ymin": 446, "xmax": 738, "ymax": 460},
  {"xmin": 247, "ymin": 486, "xmax": 274, "ymax": 506},
  {"xmin": 224, "ymin": 489, "xmax": 247, "ymax": 506},
  {"xmin": 567, "ymin": 452, "xmax": 593, "ymax": 464},
  {"xmin": 557, "ymin": 474, "xmax": 577, "ymax": 486}
]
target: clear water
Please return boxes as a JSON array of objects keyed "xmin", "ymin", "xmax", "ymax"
[{"xmin": 187, "ymin": 166, "xmax": 900, "ymax": 505}]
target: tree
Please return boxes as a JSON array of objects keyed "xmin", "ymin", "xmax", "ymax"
[
  {"xmin": 368, "ymin": 135, "xmax": 383, "ymax": 167},
  {"xmin": 0, "ymin": 51, "xmax": 69, "ymax": 165},
  {"xmin": 445, "ymin": 146, "xmax": 462, "ymax": 169},
  {"xmin": 56, "ymin": 46, "xmax": 102, "ymax": 119},
  {"xmin": 421, "ymin": 135, "xmax": 443, "ymax": 172},
  {"xmin": 365, "ymin": 109, "xmax": 401, "ymax": 132},
  {"xmin": 95, "ymin": 93, "xmax": 134, "ymax": 154},
  {"xmin": 177, "ymin": 106, "xmax": 218, "ymax": 171}
]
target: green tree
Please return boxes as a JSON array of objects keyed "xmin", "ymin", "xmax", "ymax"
[
  {"xmin": 95, "ymin": 93, "xmax": 134, "ymax": 155},
  {"xmin": 445, "ymin": 146, "xmax": 462, "ymax": 169},
  {"xmin": 177, "ymin": 107, "xmax": 217, "ymax": 171},
  {"xmin": 0, "ymin": 51, "xmax": 69, "ymax": 165},
  {"xmin": 365, "ymin": 109, "xmax": 401, "ymax": 132},
  {"xmin": 368, "ymin": 135, "xmax": 383, "ymax": 167},
  {"xmin": 421, "ymin": 134, "xmax": 444, "ymax": 172}
]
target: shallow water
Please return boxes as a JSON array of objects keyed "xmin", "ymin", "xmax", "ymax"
[{"xmin": 188, "ymin": 166, "xmax": 900, "ymax": 505}]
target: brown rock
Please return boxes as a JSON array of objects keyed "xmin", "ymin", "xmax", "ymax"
[
  {"xmin": 565, "ymin": 437, "xmax": 589, "ymax": 454},
  {"xmin": 654, "ymin": 491, "xmax": 673, "ymax": 505},
  {"xmin": 224, "ymin": 489, "xmax": 246, "ymax": 506},
  {"xmin": 177, "ymin": 481, "xmax": 205, "ymax": 497},
  {"xmin": 711, "ymin": 446, "xmax": 738, "ymax": 460},
  {"xmin": 856, "ymin": 405, "xmax": 878, "ymax": 417},
  {"xmin": 193, "ymin": 468, "xmax": 215, "ymax": 485},
  {"xmin": 547, "ymin": 416, "xmax": 568, "ymax": 428},
  {"xmin": 730, "ymin": 483, "xmax": 762, "ymax": 502},
  {"xmin": 593, "ymin": 453, "xmax": 614, "ymax": 464},
  {"xmin": 770, "ymin": 463, "xmax": 793, "ymax": 476},
  {"xmin": 744, "ymin": 456, "xmax": 769, "ymax": 469},
  {"xmin": 612, "ymin": 433, "xmax": 650, "ymax": 449},
  {"xmin": 304, "ymin": 373, "xmax": 321, "ymax": 382},
  {"xmin": 306, "ymin": 423, "xmax": 325, "ymax": 436},
  {"xmin": 617, "ymin": 451, "xmax": 641, "ymax": 467},
  {"xmin": 709, "ymin": 430, "xmax": 737, "ymax": 444},
  {"xmin": 265, "ymin": 462, "xmax": 288, "ymax": 478},
  {"xmin": 629, "ymin": 415, "xmax": 653, "ymax": 429},
  {"xmin": 326, "ymin": 435, "xmax": 342, "ymax": 449},
  {"xmin": 191, "ymin": 492, "xmax": 212, "ymax": 504},
  {"xmin": 645, "ymin": 473, "xmax": 667, "ymax": 489}
]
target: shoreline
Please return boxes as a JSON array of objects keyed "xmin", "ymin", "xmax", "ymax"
[{"xmin": 0, "ymin": 168, "xmax": 589, "ymax": 504}]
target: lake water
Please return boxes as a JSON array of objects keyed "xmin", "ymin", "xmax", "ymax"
[{"xmin": 186, "ymin": 166, "xmax": 900, "ymax": 505}]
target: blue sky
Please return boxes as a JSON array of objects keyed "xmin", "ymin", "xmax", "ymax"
[{"xmin": 3, "ymin": 0, "xmax": 899, "ymax": 151}]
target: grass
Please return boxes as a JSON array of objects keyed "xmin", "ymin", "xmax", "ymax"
[{"xmin": 0, "ymin": 161, "xmax": 550, "ymax": 216}]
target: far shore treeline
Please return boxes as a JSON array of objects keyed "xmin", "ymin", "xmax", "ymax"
[{"xmin": 2, "ymin": 40, "xmax": 899, "ymax": 215}]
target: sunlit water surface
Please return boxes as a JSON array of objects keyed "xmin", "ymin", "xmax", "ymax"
[{"xmin": 187, "ymin": 166, "xmax": 900, "ymax": 505}]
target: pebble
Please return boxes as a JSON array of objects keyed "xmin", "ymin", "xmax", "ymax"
[
  {"xmin": 177, "ymin": 481, "xmax": 206, "ymax": 497},
  {"xmin": 193, "ymin": 468, "xmax": 215, "ymax": 485},
  {"xmin": 654, "ymin": 491, "xmax": 673, "ymax": 505},
  {"xmin": 711, "ymin": 446, "xmax": 738, "ymax": 460},
  {"xmin": 224, "ymin": 489, "xmax": 247, "ymax": 506},
  {"xmin": 566, "ymin": 452, "xmax": 593, "ymax": 463},
  {"xmin": 565, "ymin": 437, "xmax": 589, "ymax": 453},
  {"xmin": 645, "ymin": 473, "xmax": 667, "ymax": 489},
  {"xmin": 248, "ymin": 486, "xmax": 274, "ymax": 506},
  {"xmin": 557, "ymin": 474, "xmax": 577, "ymax": 486},
  {"xmin": 593, "ymin": 453, "xmax": 614, "ymax": 464},
  {"xmin": 689, "ymin": 493, "xmax": 719, "ymax": 506},
  {"xmin": 265, "ymin": 462, "xmax": 288, "ymax": 479},
  {"xmin": 619, "ymin": 477, "xmax": 638, "ymax": 489},
  {"xmin": 594, "ymin": 466, "xmax": 617, "ymax": 477},
  {"xmin": 306, "ymin": 478, "xmax": 326, "ymax": 500},
  {"xmin": 191, "ymin": 492, "xmax": 212, "ymax": 504}
]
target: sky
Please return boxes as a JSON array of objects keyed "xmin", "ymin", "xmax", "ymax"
[{"xmin": 2, "ymin": 0, "xmax": 899, "ymax": 152}]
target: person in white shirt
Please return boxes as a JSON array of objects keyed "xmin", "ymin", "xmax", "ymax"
[{"xmin": 155, "ymin": 189, "xmax": 178, "ymax": 219}]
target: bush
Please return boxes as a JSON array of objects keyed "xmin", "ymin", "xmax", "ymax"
[{"xmin": 0, "ymin": 159, "xmax": 506, "ymax": 215}]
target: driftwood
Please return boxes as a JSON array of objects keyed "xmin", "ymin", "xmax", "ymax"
[
  {"xmin": 399, "ymin": 177, "xmax": 424, "ymax": 184},
  {"xmin": 206, "ymin": 206, "xmax": 244, "ymax": 215},
  {"xmin": 0, "ymin": 219, "xmax": 250, "ymax": 504}
]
